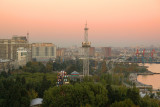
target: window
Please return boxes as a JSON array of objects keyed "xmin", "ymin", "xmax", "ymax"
[
  {"xmin": 36, "ymin": 47, "xmax": 39, "ymax": 56},
  {"xmin": 45, "ymin": 47, "xmax": 48, "ymax": 56},
  {"xmin": 52, "ymin": 47, "xmax": 54, "ymax": 56}
]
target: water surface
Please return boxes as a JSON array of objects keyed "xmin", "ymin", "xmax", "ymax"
[{"xmin": 137, "ymin": 64, "xmax": 160, "ymax": 89}]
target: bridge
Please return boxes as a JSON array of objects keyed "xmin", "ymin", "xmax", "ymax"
[
  {"xmin": 120, "ymin": 61, "xmax": 160, "ymax": 64},
  {"xmin": 137, "ymin": 72, "xmax": 160, "ymax": 75},
  {"xmin": 122, "ymin": 81, "xmax": 152, "ymax": 89}
]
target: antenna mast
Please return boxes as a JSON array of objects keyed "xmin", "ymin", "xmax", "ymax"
[
  {"xmin": 27, "ymin": 32, "xmax": 29, "ymax": 43},
  {"xmin": 82, "ymin": 21, "xmax": 91, "ymax": 76}
]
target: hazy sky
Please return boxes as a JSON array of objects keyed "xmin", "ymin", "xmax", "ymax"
[{"xmin": 0, "ymin": 0, "xmax": 160, "ymax": 47}]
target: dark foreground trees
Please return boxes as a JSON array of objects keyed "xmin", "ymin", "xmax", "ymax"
[
  {"xmin": 43, "ymin": 81, "xmax": 160, "ymax": 107},
  {"xmin": 0, "ymin": 78, "xmax": 30, "ymax": 107},
  {"xmin": 0, "ymin": 73, "xmax": 53, "ymax": 107},
  {"xmin": 43, "ymin": 82, "xmax": 108, "ymax": 107},
  {"xmin": 110, "ymin": 99, "xmax": 135, "ymax": 107},
  {"xmin": 1, "ymin": 61, "xmax": 160, "ymax": 107}
]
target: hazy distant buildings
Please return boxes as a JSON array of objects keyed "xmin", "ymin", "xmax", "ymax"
[
  {"xmin": 17, "ymin": 47, "xmax": 31, "ymax": 67},
  {"xmin": 89, "ymin": 47, "xmax": 95, "ymax": 57},
  {"xmin": 78, "ymin": 47, "xmax": 83, "ymax": 57},
  {"xmin": 0, "ymin": 59, "xmax": 16, "ymax": 72},
  {"xmin": 0, "ymin": 36, "xmax": 31, "ymax": 60},
  {"xmin": 78, "ymin": 47, "xmax": 95, "ymax": 57},
  {"xmin": 101, "ymin": 47, "xmax": 111, "ymax": 58},
  {"xmin": 56, "ymin": 48, "xmax": 66, "ymax": 57},
  {"xmin": 32, "ymin": 43, "xmax": 56, "ymax": 62}
]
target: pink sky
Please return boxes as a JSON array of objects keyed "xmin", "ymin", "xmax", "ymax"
[{"xmin": 0, "ymin": 0, "xmax": 160, "ymax": 47}]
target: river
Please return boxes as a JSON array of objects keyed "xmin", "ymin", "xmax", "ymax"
[{"xmin": 137, "ymin": 63, "xmax": 160, "ymax": 89}]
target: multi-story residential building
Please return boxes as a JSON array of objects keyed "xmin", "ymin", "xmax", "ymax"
[
  {"xmin": 89, "ymin": 47, "xmax": 95, "ymax": 57},
  {"xmin": 32, "ymin": 43, "xmax": 56, "ymax": 62},
  {"xmin": 101, "ymin": 47, "xmax": 112, "ymax": 58},
  {"xmin": 56, "ymin": 48, "xmax": 66, "ymax": 57},
  {"xmin": 0, "ymin": 35, "xmax": 31, "ymax": 60}
]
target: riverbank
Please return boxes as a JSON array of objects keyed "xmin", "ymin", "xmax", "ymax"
[
  {"xmin": 137, "ymin": 70, "xmax": 154, "ymax": 75},
  {"xmin": 129, "ymin": 73, "xmax": 152, "ymax": 89},
  {"xmin": 137, "ymin": 66, "xmax": 160, "ymax": 75},
  {"xmin": 137, "ymin": 63, "xmax": 160, "ymax": 90},
  {"xmin": 137, "ymin": 72, "xmax": 160, "ymax": 75}
]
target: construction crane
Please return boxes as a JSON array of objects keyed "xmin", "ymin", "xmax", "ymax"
[
  {"xmin": 141, "ymin": 49, "xmax": 145, "ymax": 63},
  {"xmin": 151, "ymin": 49, "xmax": 155, "ymax": 58},
  {"xmin": 149, "ymin": 49, "xmax": 155, "ymax": 63},
  {"xmin": 142, "ymin": 49, "xmax": 145, "ymax": 57},
  {"xmin": 134, "ymin": 49, "xmax": 139, "ymax": 62},
  {"xmin": 136, "ymin": 49, "xmax": 139, "ymax": 57}
]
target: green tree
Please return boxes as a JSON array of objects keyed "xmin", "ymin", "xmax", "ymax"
[
  {"xmin": 43, "ymin": 82, "xmax": 108, "ymax": 107},
  {"xmin": 0, "ymin": 71, "xmax": 8, "ymax": 78},
  {"xmin": 28, "ymin": 89, "xmax": 38, "ymax": 100},
  {"xmin": 21, "ymin": 77, "xmax": 26, "ymax": 84},
  {"xmin": 46, "ymin": 61, "xmax": 53, "ymax": 72},
  {"xmin": 0, "ymin": 79, "xmax": 30, "ymax": 107},
  {"xmin": 140, "ymin": 95, "xmax": 159, "ymax": 107},
  {"xmin": 36, "ymin": 75, "xmax": 51, "ymax": 97},
  {"xmin": 111, "ymin": 99, "xmax": 135, "ymax": 107},
  {"xmin": 65, "ymin": 65, "xmax": 77, "ymax": 74},
  {"xmin": 101, "ymin": 61, "xmax": 108, "ymax": 74},
  {"xmin": 127, "ymin": 87, "xmax": 140, "ymax": 105}
]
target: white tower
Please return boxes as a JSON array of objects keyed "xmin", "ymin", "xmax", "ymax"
[{"xmin": 82, "ymin": 22, "xmax": 91, "ymax": 76}]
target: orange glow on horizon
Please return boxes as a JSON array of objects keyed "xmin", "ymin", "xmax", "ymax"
[{"xmin": 0, "ymin": 0, "xmax": 160, "ymax": 47}]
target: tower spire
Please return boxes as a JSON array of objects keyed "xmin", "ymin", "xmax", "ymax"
[
  {"xmin": 82, "ymin": 21, "xmax": 91, "ymax": 76},
  {"xmin": 85, "ymin": 20, "xmax": 87, "ymax": 27},
  {"xmin": 84, "ymin": 21, "xmax": 89, "ymax": 42},
  {"xmin": 27, "ymin": 31, "xmax": 29, "ymax": 43}
]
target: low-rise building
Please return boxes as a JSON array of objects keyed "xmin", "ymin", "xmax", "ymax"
[
  {"xmin": 70, "ymin": 71, "xmax": 80, "ymax": 81},
  {"xmin": 0, "ymin": 59, "xmax": 15, "ymax": 72},
  {"xmin": 17, "ymin": 47, "xmax": 31, "ymax": 67},
  {"xmin": 30, "ymin": 98, "xmax": 43, "ymax": 107}
]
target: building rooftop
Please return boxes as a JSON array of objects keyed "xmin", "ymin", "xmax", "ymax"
[
  {"xmin": 0, "ymin": 59, "xmax": 10, "ymax": 63},
  {"xmin": 30, "ymin": 98, "xmax": 43, "ymax": 107},
  {"xmin": 71, "ymin": 71, "xmax": 79, "ymax": 75},
  {"xmin": 32, "ymin": 43, "xmax": 55, "ymax": 47}
]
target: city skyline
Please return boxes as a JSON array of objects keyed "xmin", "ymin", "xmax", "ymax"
[{"xmin": 1, "ymin": 0, "xmax": 160, "ymax": 47}]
